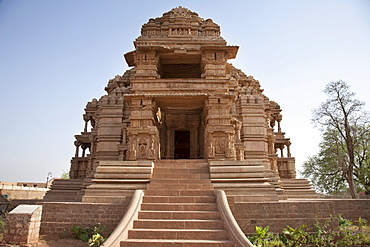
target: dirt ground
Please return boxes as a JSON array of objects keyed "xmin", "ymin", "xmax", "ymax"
[{"xmin": 0, "ymin": 235, "xmax": 87, "ymax": 247}]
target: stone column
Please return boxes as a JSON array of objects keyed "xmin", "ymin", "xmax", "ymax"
[
  {"xmin": 166, "ymin": 129, "xmax": 171, "ymax": 159},
  {"xmin": 74, "ymin": 141, "xmax": 80, "ymax": 157},
  {"xmin": 190, "ymin": 126, "xmax": 198, "ymax": 159},
  {"xmin": 287, "ymin": 141, "xmax": 291, "ymax": 157}
]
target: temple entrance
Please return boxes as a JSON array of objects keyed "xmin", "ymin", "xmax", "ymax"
[
  {"xmin": 174, "ymin": 130, "xmax": 190, "ymax": 159},
  {"xmin": 156, "ymin": 97, "xmax": 205, "ymax": 159}
]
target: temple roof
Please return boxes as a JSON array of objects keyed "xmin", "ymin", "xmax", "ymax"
[{"xmin": 135, "ymin": 6, "xmax": 226, "ymax": 46}]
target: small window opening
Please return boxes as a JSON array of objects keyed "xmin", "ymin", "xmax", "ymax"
[{"xmin": 159, "ymin": 54, "xmax": 201, "ymax": 78}]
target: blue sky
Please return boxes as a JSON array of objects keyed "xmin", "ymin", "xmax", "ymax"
[{"xmin": 0, "ymin": 0, "xmax": 369, "ymax": 182}]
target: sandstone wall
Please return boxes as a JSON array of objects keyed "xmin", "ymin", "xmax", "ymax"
[
  {"xmin": 37, "ymin": 200, "xmax": 370, "ymax": 238},
  {"xmin": 39, "ymin": 202, "xmax": 127, "ymax": 237},
  {"xmin": 231, "ymin": 199, "xmax": 370, "ymax": 235},
  {"xmin": 0, "ymin": 188, "xmax": 47, "ymax": 200}
]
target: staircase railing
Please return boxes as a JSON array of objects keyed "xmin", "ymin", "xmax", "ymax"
[
  {"xmin": 216, "ymin": 190, "xmax": 254, "ymax": 247},
  {"xmin": 102, "ymin": 189, "xmax": 143, "ymax": 247}
]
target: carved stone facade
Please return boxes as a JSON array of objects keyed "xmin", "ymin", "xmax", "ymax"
[{"xmin": 57, "ymin": 7, "xmax": 306, "ymax": 202}]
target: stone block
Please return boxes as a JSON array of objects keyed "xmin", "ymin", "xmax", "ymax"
[{"xmin": 3, "ymin": 204, "xmax": 42, "ymax": 245}]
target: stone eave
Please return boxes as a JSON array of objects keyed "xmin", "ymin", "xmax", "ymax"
[
  {"xmin": 201, "ymin": 45, "xmax": 239, "ymax": 59},
  {"xmin": 124, "ymin": 45, "xmax": 239, "ymax": 67}
]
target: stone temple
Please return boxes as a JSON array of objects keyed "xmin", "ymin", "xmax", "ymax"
[
  {"xmin": 46, "ymin": 6, "xmax": 316, "ymax": 204},
  {"xmin": 42, "ymin": 6, "xmax": 369, "ymax": 246}
]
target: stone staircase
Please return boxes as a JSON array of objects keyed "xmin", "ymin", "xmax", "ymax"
[
  {"xmin": 209, "ymin": 160, "xmax": 279, "ymax": 202},
  {"xmin": 82, "ymin": 161, "xmax": 154, "ymax": 203},
  {"xmin": 43, "ymin": 179, "xmax": 84, "ymax": 201},
  {"xmin": 120, "ymin": 159, "xmax": 237, "ymax": 247},
  {"xmin": 281, "ymin": 178, "xmax": 318, "ymax": 199}
]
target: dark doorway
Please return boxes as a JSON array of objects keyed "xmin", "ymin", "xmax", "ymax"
[{"xmin": 174, "ymin": 130, "xmax": 190, "ymax": 159}]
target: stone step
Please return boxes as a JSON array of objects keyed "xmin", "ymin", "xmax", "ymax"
[
  {"xmin": 138, "ymin": 211, "xmax": 220, "ymax": 220},
  {"xmin": 285, "ymin": 189, "xmax": 318, "ymax": 194},
  {"xmin": 99, "ymin": 161, "xmax": 153, "ymax": 167},
  {"xmin": 87, "ymin": 184, "xmax": 147, "ymax": 190},
  {"xmin": 210, "ymin": 173, "xmax": 266, "ymax": 179},
  {"xmin": 80, "ymin": 190, "xmax": 134, "ymax": 197},
  {"xmin": 82, "ymin": 195, "xmax": 129, "ymax": 203},
  {"xmin": 144, "ymin": 190, "xmax": 215, "ymax": 197},
  {"xmin": 120, "ymin": 239, "xmax": 236, "ymax": 247},
  {"xmin": 283, "ymin": 185, "xmax": 315, "ymax": 189},
  {"xmin": 213, "ymin": 182, "xmax": 274, "ymax": 189},
  {"xmin": 50, "ymin": 179, "xmax": 83, "ymax": 184},
  {"xmin": 153, "ymin": 168, "xmax": 209, "ymax": 174},
  {"xmin": 212, "ymin": 178, "xmax": 270, "ymax": 184},
  {"xmin": 90, "ymin": 179, "xmax": 150, "ymax": 184},
  {"xmin": 156, "ymin": 159, "xmax": 207, "ymax": 163},
  {"xmin": 43, "ymin": 179, "xmax": 84, "ymax": 201},
  {"xmin": 281, "ymin": 178, "xmax": 318, "ymax": 199},
  {"xmin": 282, "ymin": 180, "xmax": 313, "ymax": 184},
  {"xmin": 80, "ymin": 189, "xmax": 134, "ymax": 196},
  {"xmin": 133, "ymin": 219, "xmax": 224, "ymax": 229},
  {"xmin": 210, "ymin": 165, "xmax": 264, "ymax": 173},
  {"xmin": 96, "ymin": 167, "xmax": 152, "ymax": 174},
  {"xmin": 143, "ymin": 196, "xmax": 216, "ymax": 203},
  {"xmin": 149, "ymin": 179, "xmax": 212, "ymax": 184},
  {"xmin": 287, "ymin": 195, "xmax": 319, "ymax": 199},
  {"xmin": 47, "ymin": 186, "xmax": 82, "ymax": 190},
  {"xmin": 281, "ymin": 178, "xmax": 312, "ymax": 182},
  {"xmin": 43, "ymin": 191, "xmax": 79, "ymax": 202},
  {"xmin": 154, "ymin": 163, "xmax": 208, "ymax": 169},
  {"xmin": 209, "ymin": 160, "xmax": 265, "ymax": 166},
  {"xmin": 147, "ymin": 184, "xmax": 214, "ymax": 190},
  {"xmin": 128, "ymin": 229, "xmax": 229, "ymax": 240},
  {"xmin": 151, "ymin": 173, "xmax": 210, "ymax": 179},
  {"xmin": 95, "ymin": 173, "xmax": 151, "ymax": 179},
  {"xmin": 141, "ymin": 203, "xmax": 217, "ymax": 211}
]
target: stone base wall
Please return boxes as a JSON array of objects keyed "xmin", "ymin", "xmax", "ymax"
[
  {"xmin": 37, "ymin": 199, "xmax": 370, "ymax": 238},
  {"xmin": 0, "ymin": 188, "xmax": 47, "ymax": 200},
  {"xmin": 231, "ymin": 199, "xmax": 370, "ymax": 235},
  {"xmin": 39, "ymin": 202, "xmax": 127, "ymax": 237}
]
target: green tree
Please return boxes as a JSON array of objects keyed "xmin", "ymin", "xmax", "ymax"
[
  {"xmin": 301, "ymin": 126, "xmax": 370, "ymax": 195},
  {"xmin": 304, "ymin": 80, "xmax": 369, "ymax": 198},
  {"xmin": 60, "ymin": 170, "xmax": 70, "ymax": 179}
]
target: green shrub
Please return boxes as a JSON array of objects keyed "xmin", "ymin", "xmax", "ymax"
[
  {"xmin": 71, "ymin": 223, "xmax": 107, "ymax": 246},
  {"xmin": 280, "ymin": 224, "xmax": 308, "ymax": 246},
  {"xmin": 249, "ymin": 226, "xmax": 284, "ymax": 246},
  {"xmin": 71, "ymin": 225, "xmax": 90, "ymax": 242},
  {"xmin": 0, "ymin": 219, "xmax": 5, "ymax": 234},
  {"xmin": 248, "ymin": 215, "xmax": 370, "ymax": 247},
  {"xmin": 88, "ymin": 233, "xmax": 105, "ymax": 247}
]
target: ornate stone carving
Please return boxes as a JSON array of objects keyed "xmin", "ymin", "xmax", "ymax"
[
  {"xmin": 215, "ymin": 137, "xmax": 225, "ymax": 154},
  {"xmin": 139, "ymin": 6, "xmax": 221, "ymax": 39}
]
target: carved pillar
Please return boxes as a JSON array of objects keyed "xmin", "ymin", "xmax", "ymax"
[
  {"xmin": 207, "ymin": 133, "xmax": 215, "ymax": 158},
  {"xmin": 148, "ymin": 134, "xmax": 156, "ymax": 159},
  {"xmin": 276, "ymin": 114, "xmax": 282, "ymax": 133},
  {"xmin": 166, "ymin": 129, "xmax": 171, "ymax": 159},
  {"xmin": 74, "ymin": 141, "xmax": 80, "ymax": 157},
  {"xmin": 127, "ymin": 133, "xmax": 137, "ymax": 161},
  {"xmin": 189, "ymin": 127, "xmax": 197, "ymax": 158}
]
